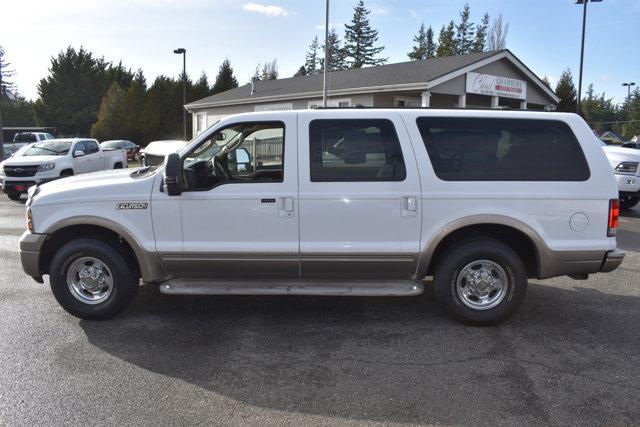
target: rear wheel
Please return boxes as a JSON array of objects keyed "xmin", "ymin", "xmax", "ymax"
[
  {"xmin": 114, "ymin": 162, "xmax": 123, "ymax": 169},
  {"xmin": 49, "ymin": 238, "xmax": 138, "ymax": 320},
  {"xmin": 6, "ymin": 192, "xmax": 22, "ymax": 201},
  {"xmin": 620, "ymin": 196, "xmax": 639, "ymax": 210},
  {"xmin": 434, "ymin": 239, "xmax": 527, "ymax": 326}
]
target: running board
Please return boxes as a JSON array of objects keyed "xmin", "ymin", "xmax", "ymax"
[{"xmin": 159, "ymin": 279, "xmax": 423, "ymax": 297}]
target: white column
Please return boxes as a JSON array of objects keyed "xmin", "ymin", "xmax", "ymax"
[
  {"xmin": 458, "ymin": 94, "xmax": 467, "ymax": 108},
  {"xmin": 491, "ymin": 96, "xmax": 499, "ymax": 109},
  {"xmin": 421, "ymin": 91, "xmax": 431, "ymax": 108},
  {"xmin": 520, "ymin": 101, "xmax": 527, "ymax": 110}
]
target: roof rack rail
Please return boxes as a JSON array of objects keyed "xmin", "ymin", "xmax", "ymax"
[{"xmin": 313, "ymin": 106, "xmax": 547, "ymax": 112}]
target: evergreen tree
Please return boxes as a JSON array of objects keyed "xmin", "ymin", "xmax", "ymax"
[
  {"xmin": 294, "ymin": 65, "xmax": 308, "ymax": 77},
  {"xmin": 304, "ymin": 36, "xmax": 321, "ymax": 74},
  {"xmin": 541, "ymin": 75, "xmax": 551, "ymax": 88},
  {"xmin": 320, "ymin": 28, "xmax": 348, "ymax": 71},
  {"xmin": 34, "ymin": 47, "xmax": 110, "ymax": 135},
  {"xmin": 1, "ymin": 98, "xmax": 36, "ymax": 127},
  {"xmin": 191, "ymin": 72, "xmax": 211, "ymax": 100},
  {"xmin": 622, "ymin": 89, "xmax": 640, "ymax": 139},
  {"xmin": 472, "ymin": 13, "xmax": 490, "ymax": 53},
  {"xmin": 212, "ymin": 59, "xmax": 238, "ymax": 94},
  {"xmin": 140, "ymin": 76, "xmax": 183, "ymax": 142},
  {"xmin": 408, "ymin": 23, "xmax": 428, "ymax": 61},
  {"xmin": 425, "ymin": 26, "xmax": 436, "ymax": 59},
  {"xmin": 581, "ymin": 84, "xmax": 618, "ymax": 132},
  {"xmin": 454, "ymin": 3, "xmax": 475, "ymax": 54},
  {"xmin": 555, "ymin": 68, "xmax": 578, "ymax": 113},
  {"xmin": 90, "ymin": 82, "xmax": 126, "ymax": 141},
  {"xmin": 436, "ymin": 22, "xmax": 456, "ymax": 57},
  {"xmin": 122, "ymin": 70, "xmax": 147, "ymax": 144},
  {"xmin": 343, "ymin": 0, "xmax": 387, "ymax": 68}
]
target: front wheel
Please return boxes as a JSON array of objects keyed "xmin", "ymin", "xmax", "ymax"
[
  {"xmin": 49, "ymin": 238, "xmax": 138, "ymax": 320},
  {"xmin": 620, "ymin": 196, "xmax": 639, "ymax": 210},
  {"xmin": 434, "ymin": 239, "xmax": 527, "ymax": 326}
]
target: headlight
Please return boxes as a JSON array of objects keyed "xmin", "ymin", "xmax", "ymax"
[
  {"xmin": 37, "ymin": 163, "xmax": 55, "ymax": 172},
  {"xmin": 615, "ymin": 162, "xmax": 638, "ymax": 174}
]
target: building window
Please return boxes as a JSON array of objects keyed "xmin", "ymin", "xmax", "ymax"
[
  {"xmin": 309, "ymin": 119, "xmax": 406, "ymax": 182},
  {"xmin": 196, "ymin": 113, "xmax": 206, "ymax": 133}
]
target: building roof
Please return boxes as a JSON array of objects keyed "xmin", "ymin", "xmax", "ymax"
[{"xmin": 185, "ymin": 49, "xmax": 558, "ymax": 110}]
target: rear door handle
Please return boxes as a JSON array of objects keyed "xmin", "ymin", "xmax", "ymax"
[{"xmin": 279, "ymin": 197, "xmax": 295, "ymax": 218}]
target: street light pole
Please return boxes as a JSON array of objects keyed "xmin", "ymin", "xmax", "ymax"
[
  {"xmin": 623, "ymin": 82, "xmax": 636, "ymax": 107},
  {"xmin": 322, "ymin": 0, "xmax": 330, "ymax": 108},
  {"xmin": 174, "ymin": 48, "xmax": 187, "ymax": 140},
  {"xmin": 575, "ymin": 0, "xmax": 603, "ymax": 115}
]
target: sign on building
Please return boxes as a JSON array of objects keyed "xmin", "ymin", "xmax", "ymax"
[
  {"xmin": 466, "ymin": 72, "xmax": 527, "ymax": 100},
  {"xmin": 254, "ymin": 103, "xmax": 293, "ymax": 112}
]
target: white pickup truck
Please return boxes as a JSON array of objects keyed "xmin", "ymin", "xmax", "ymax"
[
  {"xmin": 19, "ymin": 110, "xmax": 624, "ymax": 325},
  {"xmin": 1, "ymin": 138, "xmax": 126, "ymax": 200},
  {"xmin": 601, "ymin": 143, "xmax": 640, "ymax": 210}
]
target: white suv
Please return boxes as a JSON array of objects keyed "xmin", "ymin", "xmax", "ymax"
[{"xmin": 19, "ymin": 110, "xmax": 624, "ymax": 325}]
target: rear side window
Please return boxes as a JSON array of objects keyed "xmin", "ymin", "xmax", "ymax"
[
  {"xmin": 84, "ymin": 140, "xmax": 99, "ymax": 154},
  {"xmin": 416, "ymin": 117, "xmax": 590, "ymax": 181},
  {"xmin": 14, "ymin": 133, "xmax": 37, "ymax": 142},
  {"xmin": 309, "ymin": 119, "xmax": 406, "ymax": 182}
]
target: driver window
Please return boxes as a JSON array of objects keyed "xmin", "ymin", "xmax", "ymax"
[{"xmin": 183, "ymin": 122, "xmax": 285, "ymax": 191}]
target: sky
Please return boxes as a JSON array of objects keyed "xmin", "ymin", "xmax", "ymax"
[{"xmin": 1, "ymin": 0, "xmax": 639, "ymax": 103}]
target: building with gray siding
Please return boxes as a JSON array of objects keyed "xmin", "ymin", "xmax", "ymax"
[{"xmin": 185, "ymin": 49, "xmax": 559, "ymax": 136}]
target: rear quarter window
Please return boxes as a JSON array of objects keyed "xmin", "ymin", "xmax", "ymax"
[{"xmin": 416, "ymin": 117, "xmax": 590, "ymax": 181}]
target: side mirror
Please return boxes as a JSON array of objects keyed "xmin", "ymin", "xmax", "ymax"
[
  {"xmin": 235, "ymin": 147, "xmax": 250, "ymax": 164},
  {"xmin": 163, "ymin": 153, "xmax": 183, "ymax": 196},
  {"xmin": 73, "ymin": 150, "xmax": 85, "ymax": 157}
]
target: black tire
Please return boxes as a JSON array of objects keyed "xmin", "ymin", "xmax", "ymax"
[
  {"xmin": 60, "ymin": 169, "xmax": 74, "ymax": 177},
  {"xmin": 114, "ymin": 162, "xmax": 123, "ymax": 169},
  {"xmin": 620, "ymin": 196, "xmax": 639, "ymax": 210},
  {"xmin": 49, "ymin": 238, "xmax": 138, "ymax": 320},
  {"xmin": 6, "ymin": 192, "xmax": 22, "ymax": 201},
  {"xmin": 434, "ymin": 239, "xmax": 527, "ymax": 326}
]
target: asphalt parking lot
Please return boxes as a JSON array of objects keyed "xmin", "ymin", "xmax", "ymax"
[{"xmin": 0, "ymin": 196, "xmax": 639, "ymax": 425}]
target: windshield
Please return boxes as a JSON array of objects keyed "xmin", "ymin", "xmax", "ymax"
[{"xmin": 24, "ymin": 141, "xmax": 73, "ymax": 156}]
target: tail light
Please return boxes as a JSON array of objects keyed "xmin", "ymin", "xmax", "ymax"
[{"xmin": 608, "ymin": 199, "xmax": 619, "ymax": 237}]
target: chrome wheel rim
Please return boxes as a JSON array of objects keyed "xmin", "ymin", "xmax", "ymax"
[
  {"xmin": 66, "ymin": 257, "xmax": 114, "ymax": 305},
  {"xmin": 456, "ymin": 260, "xmax": 508, "ymax": 311}
]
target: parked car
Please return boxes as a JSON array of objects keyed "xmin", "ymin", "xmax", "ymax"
[
  {"xmin": 139, "ymin": 140, "xmax": 187, "ymax": 166},
  {"xmin": 101, "ymin": 140, "xmax": 141, "ymax": 161},
  {"xmin": 1, "ymin": 138, "xmax": 126, "ymax": 200},
  {"xmin": 601, "ymin": 142, "xmax": 640, "ymax": 210},
  {"xmin": 20, "ymin": 110, "xmax": 623, "ymax": 325}
]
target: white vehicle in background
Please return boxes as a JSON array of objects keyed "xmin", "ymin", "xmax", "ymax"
[
  {"xmin": 7, "ymin": 132, "xmax": 56, "ymax": 153},
  {"xmin": 601, "ymin": 142, "xmax": 640, "ymax": 210},
  {"xmin": 139, "ymin": 140, "xmax": 187, "ymax": 166},
  {"xmin": 0, "ymin": 143, "xmax": 35, "ymax": 190},
  {"xmin": 1, "ymin": 138, "xmax": 126, "ymax": 200}
]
